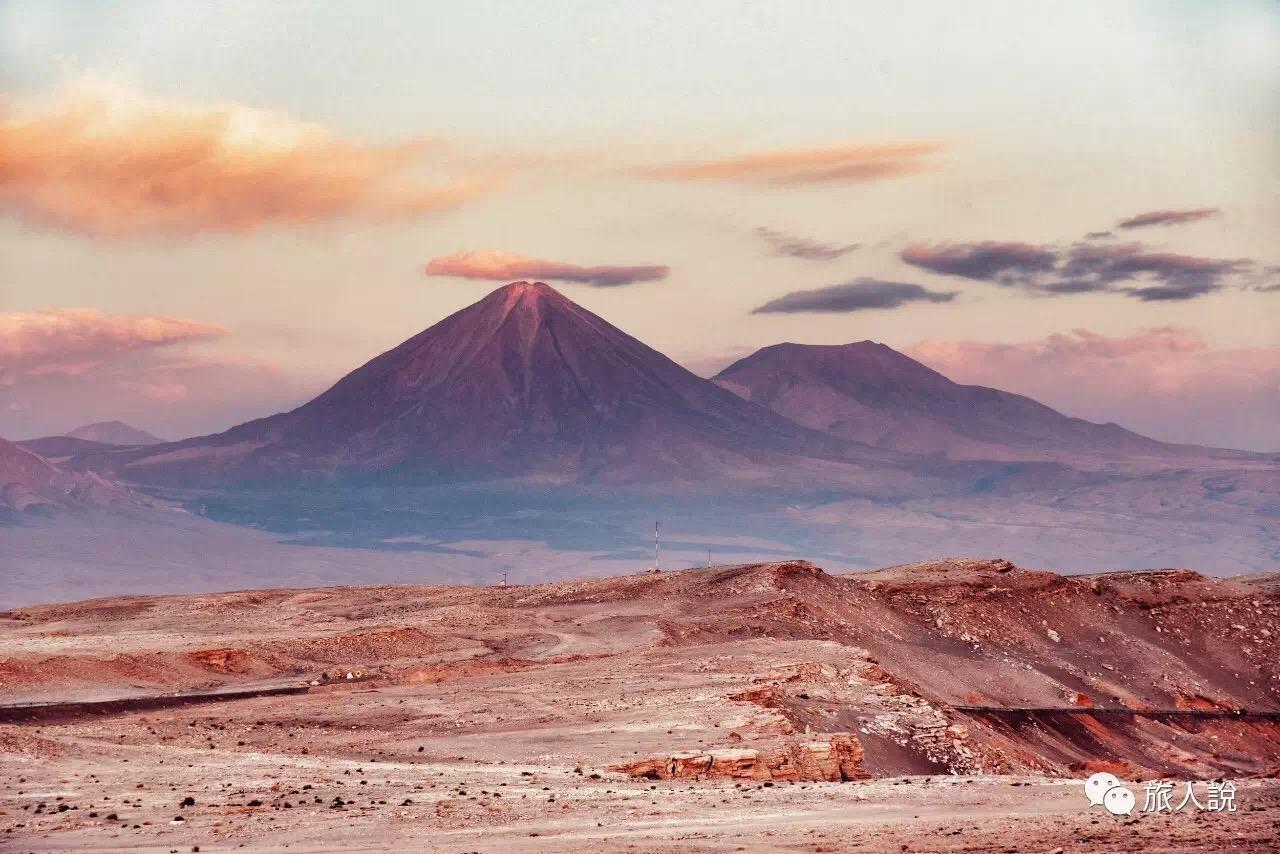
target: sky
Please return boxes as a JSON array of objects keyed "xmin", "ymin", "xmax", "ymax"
[{"xmin": 2, "ymin": 1, "xmax": 1278, "ymax": 449}]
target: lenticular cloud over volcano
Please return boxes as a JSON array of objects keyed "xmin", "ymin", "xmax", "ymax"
[{"xmin": 425, "ymin": 251, "xmax": 669, "ymax": 286}]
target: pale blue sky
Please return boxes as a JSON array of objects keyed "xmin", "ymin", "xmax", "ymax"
[{"xmin": 4, "ymin": 2, "xmax": 1277, "ymax": 139}]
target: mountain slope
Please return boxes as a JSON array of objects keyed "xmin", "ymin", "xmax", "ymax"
[
  {"xmin": 0, "ymin": 437, "xmax": 143, "ymax": 515},
  {"xmin": 94, "ymin": 282, "xmax": 858, "ymax": 486},
  {"xmin": 713, "ymin": 341, "xmax": 1223, "ymax": 461},
  {"xmin": 67, "ymin": 421, "xmax": 165, "ymax": 445},
  {"xmin": 18, "ymin": 436, "xmax": 121, "ymax": 461}
]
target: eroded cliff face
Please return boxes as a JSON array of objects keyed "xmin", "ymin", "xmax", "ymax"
[
  {"xmin": 620, "ymin": 734, "xmax": 868, "ymax": 782},
  {"xmin": 3, "ymin": 559, "xmax": 1278, "ymax": 782}
]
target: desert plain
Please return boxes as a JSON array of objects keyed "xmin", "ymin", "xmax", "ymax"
[{"xmin": 2, "ymin": 559, "xmax": 1279, "ymax": 852}]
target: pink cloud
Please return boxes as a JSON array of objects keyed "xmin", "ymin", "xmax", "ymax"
[
  {"xmin": 0, "ymin": 307, "xmax": 321, "ymax": 440},
  {"xmin": 0, "ymin": 309, "xmax": 225, "ymax": 378},
  {"xmin": 0, "ymin": 78, "xmax": 494, "ymax": 239},
  {"xmin": 906, "ymin": 326, "xmax": 1280, "ymax": 452},
  {"xmin": 638, "ymin": 141, "xmax": 943, "ymax": 185},
  {"xmin": 0, "ymin": 352, "xmax": 319, "ymax": 441},
  {"xmin": 425, "ymin": 250, "xmax": 668, "ymax": 287}
]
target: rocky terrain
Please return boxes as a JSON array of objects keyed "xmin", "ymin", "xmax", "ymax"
[{"xmin": 3, "ymin": 559, "xmax": 1279, "ymax": 850}]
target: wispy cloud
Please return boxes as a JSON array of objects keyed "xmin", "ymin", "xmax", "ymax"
[
  {"xmin": 1116, "ymin": 208, "xmax": 1220, "ymax": 230},
  {"xmin": 753, "ymin": 278, "xmax": 956, "ymax": 313},
  {"xmin": 0, "ymin": 77, "xmax": 497, "ymax": 239},
  {"xmin": 755, "ymin": 227, "xmax": 859, "ymax": 261},
  {"xmin": 1, "ymin": 353, "xmax": 316, "ymax": 441},
  {"xmin": 425, "ymin": 250, "xmax": 668, "ymax": 287},
  {"xmin": 638, "ymin": 141, "xmax": 943, "ymax": 186},
  {"xmin": 0, "ymin": 308, "xmax": 320, "ymax": 440},
  {"xmin": 907, "ymin": 326, "xmax": 1280, "ymax": 452},
  {"xmin": 901, "ymin": 239, "xmax": 1253, "ymax": 302},
  {"xmin": 0, "ymin": 309, "xmax": 225, "ymax": 378}
]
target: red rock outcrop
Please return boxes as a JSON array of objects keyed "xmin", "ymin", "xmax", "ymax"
[{"xmin": 619, "ymin": 734, "xmax": 868, "ymax": 782}]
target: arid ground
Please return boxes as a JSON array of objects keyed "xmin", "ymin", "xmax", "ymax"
[{"xmin": 3, "ymin": 559, "xmax": 1279, "ymax": 852}]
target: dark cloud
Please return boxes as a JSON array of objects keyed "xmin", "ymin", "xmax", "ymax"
[
  {"xmin": 753, "ymin": 278, "xmax": 957, "ymax": 314},
  {"xmin": 1252, "ymin": 283, "xmax": 1280, "ymax": 293},
  {"xmin": 901, "ymin": 238, "xmax": 1253, "ymax": 302},
  {"xmin": 1085, "ymin": 230, "xmax": 1114, "ymax": 240},
  {"xmin": 1037, "ymin": 279, "xmax": 1108, "ymax": 295},
  {"xmin": 1059, "ymin": 243, "xmax": 1247, "ymax": 300},
  {"xmin": 755, "ymin": 227, "xmax": 859, "ymax": 261},
  {"xmin": 1116, "ymin": 208, "xmax": 1220, "ymax": 230},
  {"xmin": 900, "ymin": 242, "xmax": 1057, "ymax": 286},
  {"xmin": 1122, "ymin": 281, "xmax": 1221, "ymax": 302}
]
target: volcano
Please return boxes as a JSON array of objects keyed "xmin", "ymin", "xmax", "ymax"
[
  {"xmin": 713, "ymin": 341, "xmax": 1205, "ymax": 461},
  {"xmin": 99, "ymin": 282, "xmax": 852, "ymax": 486}
]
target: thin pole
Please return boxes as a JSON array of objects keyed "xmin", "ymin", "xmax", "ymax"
[{"xmin": 654, "ymin": 521, "xmax": 661, "ymax": 571}]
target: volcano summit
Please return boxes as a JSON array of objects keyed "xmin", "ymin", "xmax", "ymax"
[{"xmin": 87, "ymin": 282, "xmax": 851, "ymax": 486}]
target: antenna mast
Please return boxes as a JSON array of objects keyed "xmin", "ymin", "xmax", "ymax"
[{"xmin": 654, "ymin": 521, "xmax": 661, "ymax": 571}]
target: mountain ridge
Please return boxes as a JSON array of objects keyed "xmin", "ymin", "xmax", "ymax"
[
  {"xmin": 58, "ymin": 283, "xmax": 1262, "ymax": 493},
  {"xmin": 713, "ymin": 340, "xmax": 1242, "ymax": 462}
]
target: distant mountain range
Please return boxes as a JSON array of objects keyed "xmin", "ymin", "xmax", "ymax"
[
  {"xmin": 4, "ymin": 282, "xmax": 1276, "ymax": 575},
  {"xmin": 62, "ymin": 282, "xmax": 875, "ymax": 487},
  {"xmin": 18, "ymin": 421, "xmax": 165, "ymax": 463},
  {"xmin": 50, "ymin": 281, "xmax": 1259, "ymax": 489},
  {"xmin": 66, "ymin": 420, "xmax": 165, "ymax": 446}
]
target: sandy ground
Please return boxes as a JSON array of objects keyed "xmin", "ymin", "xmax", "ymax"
[
  {"xmin": 3, "ymin": 559, "xmax": 1279, "ymax": 851},
  {"xmin": 4, "ymin": 717, "xmax": 1278, "ymax": 852}
]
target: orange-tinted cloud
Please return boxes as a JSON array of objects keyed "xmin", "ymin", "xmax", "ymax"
[
  {"xmin": 906, "ymin": 327, "xmax": 1280, "ymax": 452},
  {"xmin": 0, "ymin": 78, "xmax": 493, "ymax": 238},
  {"xmin": 0, "ymin": 309, "xmax": 225, "ymax": 378},
  {"xmin": 638, "ymin": 142, "xmax": 943, "ymax": 185},
  {"xmin": 425, "ymin": 250, "xmax": 669, "ymax": 287}
]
